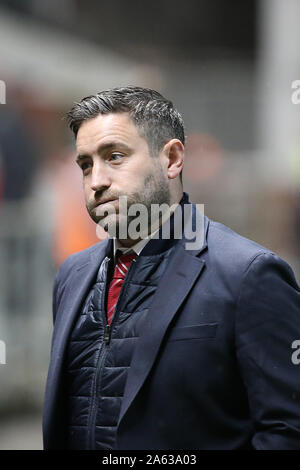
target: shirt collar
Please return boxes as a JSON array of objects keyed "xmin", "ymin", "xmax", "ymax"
[{"xmin": 113, "ymin": 226, "xmax": 160, "ymax": 262}]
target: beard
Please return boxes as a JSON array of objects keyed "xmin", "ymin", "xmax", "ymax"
[{"xmin": 86, "ymin": 163, "xmax": 171, "ymax": 244}]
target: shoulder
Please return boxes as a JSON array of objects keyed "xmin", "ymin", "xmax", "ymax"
[
  {"xmin": 56, "ymin": 239, "xmax": 109, "ymax": 281},
  {"xmin": 207, "ymin": 218, "xmax": 273, "ymax": 262},
  {"xmin": 204, "ymin": 217, "xmax": 299, "ymax": 291}
]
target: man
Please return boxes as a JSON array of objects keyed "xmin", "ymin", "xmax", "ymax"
[{"xmin": 43, "ymin": 86, "xmax": 300, "ymax": 450}]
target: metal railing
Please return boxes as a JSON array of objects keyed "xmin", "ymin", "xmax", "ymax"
[{"xmin": 0, "ymin": 198, "xmax": 54, "ymax": 412}]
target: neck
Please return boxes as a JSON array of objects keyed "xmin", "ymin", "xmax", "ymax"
[{"xmin": 116, "ymin": 191, "xmax": 184, "ymax": 248}]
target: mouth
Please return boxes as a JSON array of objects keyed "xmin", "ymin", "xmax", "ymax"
[
  {"xmin": 93, "ymin": 199, "xmax": 119, "ymax": 218},
  {"xmin": 94, "ymin": 199, "xmax": 117, "ymax": 208}
]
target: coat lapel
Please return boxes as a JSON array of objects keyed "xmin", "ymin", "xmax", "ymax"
[
  {"xmin": 118, "ymin": 208, "xmax": 209, "ymax": 426},
  {"xmin": 45, "ymin": 239, "xmax": 111, "ymax": 415}
]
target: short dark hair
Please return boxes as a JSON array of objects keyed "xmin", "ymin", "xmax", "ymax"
[{"xmin": 66, "ymin": 86, "xmax": 184, "ymax": 182}]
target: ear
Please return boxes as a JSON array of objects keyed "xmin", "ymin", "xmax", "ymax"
[{"xmin": 162, "ymin": 139, "xmax": 184, "ymax": 180}]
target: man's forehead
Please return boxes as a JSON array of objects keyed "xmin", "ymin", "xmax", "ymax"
[
  {"xmin": 77, "ymin": 113, "xmax": 137, "ymax": 140},
  {"xmin": 75, "ymin": 112, "xmax": 145, "ymax": 154}
]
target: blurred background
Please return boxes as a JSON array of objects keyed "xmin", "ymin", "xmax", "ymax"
[{"xmin": 0, "ymin": 0, "xmax": 299, "ymax": 450}]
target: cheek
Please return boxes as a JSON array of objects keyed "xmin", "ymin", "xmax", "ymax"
[{"xmin": 82, "ymin": 180, "xmax": 91, "ymax": 199}]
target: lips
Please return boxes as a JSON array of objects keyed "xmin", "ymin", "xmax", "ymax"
[
  {"xmin": 95, "ymin": 199, "xmax": 117, "ymax": 207},
  {"xmin": 93, "ymin": 199, "xmax": 118, "ymax": 217}
]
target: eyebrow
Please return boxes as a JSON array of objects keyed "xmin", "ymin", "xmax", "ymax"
[{"xmin": 76, "ymin": 141, "xmax": 131, "ymax": 164}]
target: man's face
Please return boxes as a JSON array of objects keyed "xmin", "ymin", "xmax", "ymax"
[{"xmin": 75, "ymin": 112, "xmax": 171, "ymax": 243}]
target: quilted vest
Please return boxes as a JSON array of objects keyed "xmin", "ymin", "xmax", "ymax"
[{"xmin": 65, "ymin": 243, "xmax": 176, "ymax": 449}]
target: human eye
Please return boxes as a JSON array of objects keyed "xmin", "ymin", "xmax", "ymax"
[
  {"xmin": 109, "ymin": 153, "xmax": 124, "ymax": 162},
  {"xmin": 80, "ymin": 161, "xmax": 92, "ymax": 174}
]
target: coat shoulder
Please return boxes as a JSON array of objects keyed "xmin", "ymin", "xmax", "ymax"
[
  {"xmin": 56, "ymin": 239, "xmax": 110, "ymax": 280},
  {"xmin": 202, "ymin": 217, "xmax": 300, "ymax": 303},
  {"xmin": 206, "ymin": 218, "xmax": 275, "ymax": 273}
]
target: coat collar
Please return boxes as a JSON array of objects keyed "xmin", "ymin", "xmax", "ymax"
[{"xmin": 117, "ymin": 198, "xmax": 209, "ymax": 428}]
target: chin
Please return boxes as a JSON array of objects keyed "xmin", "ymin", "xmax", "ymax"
[{"xmin": 98, "ymin": 214, "xmax": 125, "ymax": 238}]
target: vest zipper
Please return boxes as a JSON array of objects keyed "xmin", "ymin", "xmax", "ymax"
[
  {"xmin": 86, "ymin": 256, "xmax": 110, "ymax": 450},
  {"xmin": 87, "ymin": 255, "xmax": 137, "ymax": 449},
  {"xmin": 103, "ymin": 324, "xmax": 111, "ymax": 344}
]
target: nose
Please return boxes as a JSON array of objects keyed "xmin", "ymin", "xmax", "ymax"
[{"xmin": 90, "ymin": 161, "xmax": 112, "ymax": 192}]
